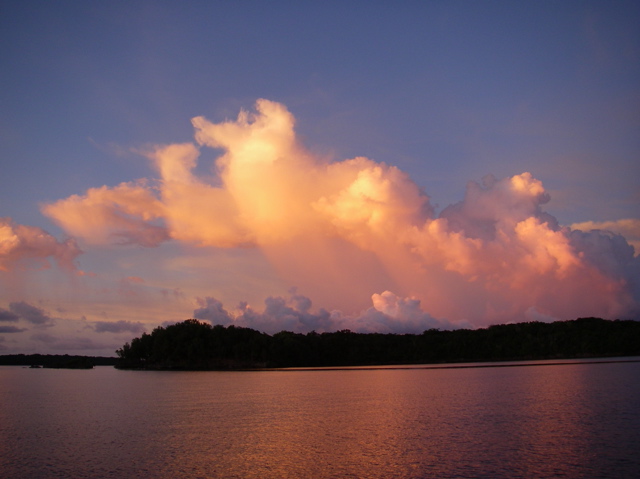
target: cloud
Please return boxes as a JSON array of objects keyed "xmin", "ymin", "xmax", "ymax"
[
  {"xmin": 0, "ymin": 217, "xmax": 82, "ymax": 271},
  {"xmin": 93, "ymin": 320, "xmax": 146, "ymax": 334},
  {"xmin": 30, "ymin": 332, "xmax": 57, "ymax": 343},
  {"xmin": 524, "ymin": 307, "xmax": 558, "ymax": 323},
  {"xmin": 42, "ymin": 99, "xmax": 640, "ymax": 328},
  {"xmin": 0, "ymin": 325, "xmax": 27, "ymax": 333},
  {"xmin": 9, "ymin": 301, "xmax": 55, "ymax": 326},
  {"xmin": 193, "ymin": 297, "xmax": 233, "ymax": 326},
  {"xmin": 194, "ymin": 290, "xmax": 466, "ymax": 334},
  {"xmin": 0, "ymin": 308, "xmax": 20, "ymax": 322},
  {"xmin": 571, "ymin": 218, "xmax": 640, "ymax": 254},
  {"xmin": 31, "ymin": 332, "xmax": 113, "ymax": 351},
  {"xmin": 41, "ymin": 182, "xmax": 169, "ymax": 247}
]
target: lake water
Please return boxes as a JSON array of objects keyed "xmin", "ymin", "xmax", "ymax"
[{"xmin": 1, "ymin": 359, "xmax": 639, "ymax": 478}]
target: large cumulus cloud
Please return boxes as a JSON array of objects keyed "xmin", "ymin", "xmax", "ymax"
[{"xmin": 41, "ymin": 99, "xmax": 639, "ymax": 329}]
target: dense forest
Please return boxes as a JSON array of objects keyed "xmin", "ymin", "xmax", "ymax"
[
  {"xmin": 114, "ymin": 317, "xmax": 640, "ymax": 370},
  {"xmin": 0, "ymin": 354, "xmax": 117, "ymax": 368}
]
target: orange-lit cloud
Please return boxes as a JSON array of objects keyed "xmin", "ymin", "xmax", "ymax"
[
  {"xmin": 41, "ymin": 182, "xmax": 168, "ymax": 247},
  {"xmin": 0, "ymin": 217, "xmax": 81, "ymax": 272},
  {"xmin": 41, "ymin": 99, "xmax": 640, "ymax": 329}
]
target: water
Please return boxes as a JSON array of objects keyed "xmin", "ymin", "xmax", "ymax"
[{"xmin": 1, "ymin": 360, "xmax": 639, "ymax": 478}]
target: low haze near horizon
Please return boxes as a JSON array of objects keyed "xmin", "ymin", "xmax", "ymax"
[{"xmin": 1, "ymin": 1, "xmax": 639, "ymax": 356}]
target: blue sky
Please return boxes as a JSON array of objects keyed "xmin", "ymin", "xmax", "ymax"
[{"xmin": 1, "ymin": 1, "xmax": 639, "ymax": 355}]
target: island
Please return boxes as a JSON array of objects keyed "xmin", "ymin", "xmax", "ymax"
[{"xmin": 114, "ymin": 317, "xmax": 640, "ymax": 370}]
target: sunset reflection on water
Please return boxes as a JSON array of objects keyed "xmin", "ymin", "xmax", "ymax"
[{"xmin": 1, "ymin": 360, "xmax": 639, "ymax": 478}]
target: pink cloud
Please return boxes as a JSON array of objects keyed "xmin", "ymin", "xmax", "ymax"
[
  {"xmin": 39, "ymin": 100, "xmax": 639, "ymax": 328},
  {"xmin": 0, "ymin": 218, "xmax": 81, "ymax": 272},
  {"xmin": 42, "ymin": 182, "xmax": 169, "ymax": 247}
]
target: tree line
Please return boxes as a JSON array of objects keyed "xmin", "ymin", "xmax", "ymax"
[
  {"xmin": 114, "ymin": 317, "xmax": 640, "ymax": 370},
  {"xmin": 0, "ymin": 354, "xmax": 117, "ymax": 368}
]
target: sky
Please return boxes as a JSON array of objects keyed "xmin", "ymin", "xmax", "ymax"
[{"xmin": 1, "ymin": 1, "xmax": 639, "ymax": 356}]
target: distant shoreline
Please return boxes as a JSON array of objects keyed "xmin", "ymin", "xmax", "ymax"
[
  {"xmin": 2, "ymin": 355, "xmax": 639, "ymax": 372},
  {"xmin": 263, "ymin": 357, "xmax": 640, "ymax": 372},
  {"xmin": 0, "ymin": 354, "xmax": 117, "ymax": 368},
  {"xmin": 3, "ymin": 317, "xmax": 640, "ymax": 371}
]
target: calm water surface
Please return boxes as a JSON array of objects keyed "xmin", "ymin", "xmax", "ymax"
[{"xmin": 1, "ymin": 360, "xmax": 639, "ymax": 478}]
